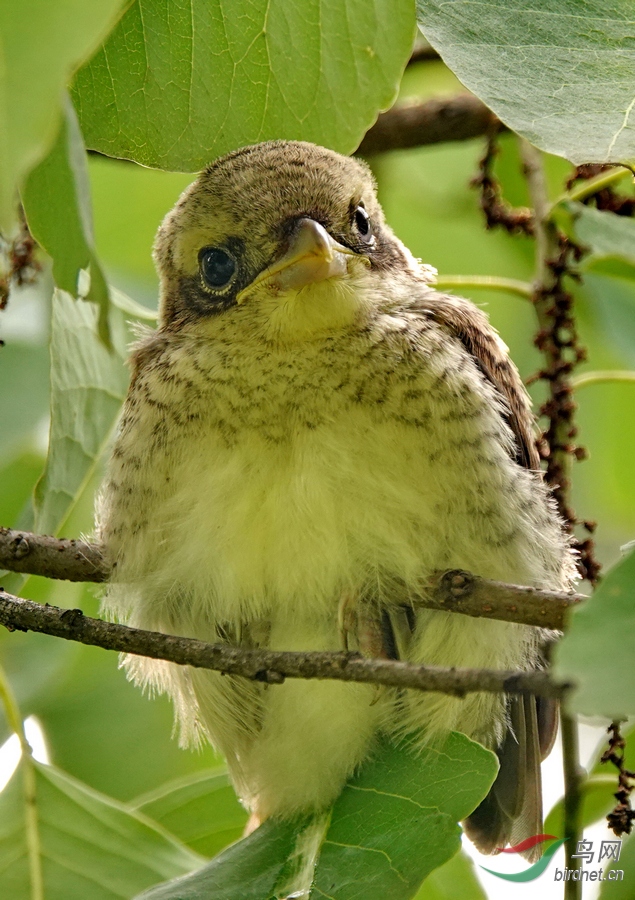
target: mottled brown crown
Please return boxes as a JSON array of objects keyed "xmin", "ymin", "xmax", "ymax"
[{"xmin": 153, "ymin": 140, "xmax": 409, "ymax": 326}]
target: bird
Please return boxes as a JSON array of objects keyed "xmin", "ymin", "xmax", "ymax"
[{"xmin": 96, "ymin": 140, "xmax": 575, "ymax": 859}]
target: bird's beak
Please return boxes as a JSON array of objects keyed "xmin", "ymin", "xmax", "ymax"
[{"xmin": 237, "ymin": 218, "xmax": 366, "ymax": 304}]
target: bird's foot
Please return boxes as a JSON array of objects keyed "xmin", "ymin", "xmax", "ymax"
[{"xmin": 337, "ymin": 591, "xmax": 392, "ymax": 659}]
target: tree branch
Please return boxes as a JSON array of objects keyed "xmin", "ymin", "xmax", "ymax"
[
  {"xmin": 356, "ymin": 95, "xmax": 504, "ymax": 156},
  {"xmin": 422, "ymin": 569, "xmax": 583, "ymax": 630},
  {"xmin": 0, "ymin": 590, "xmax": 568, "ymax": 699},
  {"xmin": 0, "ymin": 527, "xmax": 108, "ymax": 582},
  {"xmin": 0, "ymin": 528, "xmax": 585, "ymax": 630}
]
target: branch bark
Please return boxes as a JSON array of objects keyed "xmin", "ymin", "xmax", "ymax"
[
  {"xmin": 0, "ymin": 590, "xmax": 568, "ymax": 699},
  {"xmin": 0, "ymin": 527, "xmax": 108, "ymax": 582},
  {"xmin": 356, "ymin": 95, "xmax": 504, "ymax": 156},
  {"xmin": 0, "ymin": 528, "xmax": 585, "ymax": 630}
]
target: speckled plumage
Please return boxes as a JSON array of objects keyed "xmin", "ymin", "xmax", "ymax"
[{"xmin": 97, "ymin": 141, "xmax": 575, "ymax": 852}]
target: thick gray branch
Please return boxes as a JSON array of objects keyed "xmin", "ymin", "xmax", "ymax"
[
  {"xmin": 0, "ymin": 590, "xmax": 568, "ymax": 698},
  {"xmin": 357, "ymin": 95, "xmax": 504, "ymax": 156},
  {"xmin": 0, "ymin": 528, "xmax": 585, "ymax": 630}
]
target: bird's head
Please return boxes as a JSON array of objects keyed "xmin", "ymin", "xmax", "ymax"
[{"xmin": 154, "ymin": 141, "xmax": 427, "ymax": 343}]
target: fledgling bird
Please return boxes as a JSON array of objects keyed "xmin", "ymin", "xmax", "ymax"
[{"xmin": 97, "ymin": 140, "xmax": 575, "ymax": 857}]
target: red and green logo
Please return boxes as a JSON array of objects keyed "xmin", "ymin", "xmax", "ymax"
[{"xmin": 480, "ymin": 834, "xmax": 567, "ymax": 882}]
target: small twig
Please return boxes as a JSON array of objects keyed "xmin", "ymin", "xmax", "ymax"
[
  {"xmin": 554, "ymin": 164, "xmax": 633, "ymax": 208},
  {"xmin": 0, "ymin": 527, "xmax": 108, "ymax": 582},
  {"xmin": 561, "ymin": 710, "xmax": 584, "ymax": 900},
  {"xmin": 421, "ymin": 569, "xmax": 582, "ymax": 630},
  {"xmin": 434, "ymin": 275, "xmax": 533, "ymax": 300},
  {"xmin": 0, "ymin": 529, "xmax": 585, "ymax": 630},
  {"xmin": 520, "ymin": 139, "xmax": 600, "ymax": 584},
  {"xmin": 571, "ymin": 370, "xmax": 635, "ymax": 390},
  {"xmin": 357, "ymin": 95, "xmax": 503, "ymax": 156},
  {"xmin": 471, "ymin": 130, "xmax": 534, "ymax": 235},
  {"xmin": 0, "ymin": 212, "xmax": 40, "ymax": 313},
  {"xmin": 0, "ymin": 590, "xmax": 569, "ymax": 698},
  {"xmin": 564, "ymin": 165, "xmax": 635, "ymax": 216},
  {"xmin": 601, "ymin": 722, "xmax": 635, "ymax": 836}
]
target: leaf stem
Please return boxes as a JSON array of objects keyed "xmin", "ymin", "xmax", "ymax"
[
  {"xmin": 561, "ymin": 709, "xmax": 584, "ymax": 900},
  {"xmin": 553, "ymin": 165, "xmax": 633, "ymax": 208},
  {"xmin": 571, "ymin": 370, "xmax": 635, "ymax": 390},
  {"xmin": 0, "ymin": 665, "xmax": 43, "ymax": 900},
  {"xmin": 434, "ymin": 274, "xmax": 533, "ymax": 299}
]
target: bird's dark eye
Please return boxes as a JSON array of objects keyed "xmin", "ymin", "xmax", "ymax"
[
  {"xmin": 199, "ymin": 247, "xmax": 236, "ymax": 288},
  {"xmin": 353, "ymin": 206, "xmax": 373, "ymax": 242}
]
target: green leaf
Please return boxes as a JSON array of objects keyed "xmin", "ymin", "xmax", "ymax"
[
  {"xmin": 0, "ymin": 0, "xmax": 125, "ymax": 232},
  {"xmin": 0, "ymin": 451, "xmax": 45, "ymax": 530},
  {"xmin": 22, "ymin": 97, "xmax": 111, "ymax": 343},
  {"xmin": 579, "ymin": 272, "xmax": 635, "ymax": 368},
  {"xmin": 416, "ymin": 0, "xmax": 635, "ymax": 164},
  {"xmin": 554, "ymin": 548, "xmax": 635, "ymax": 718},
  {"xmin": 0, "ymin": 760, "xmax": 203, "ymax": 900},
  {"xmin": 72, "ymin": 0, "xmax": 416, "ymax": 171},
  {"xmin": 544, "ymin": 776, "xmax": 618, "ymax": 836},
  {"xmin": 33, "ymin": 290, "xmax": 130, "ymax": 536},
  {"xmin": 133, "ymin": 769, "xmax": 248, "ymax": 858},
  {"xmin": 566, "ymin": 202, "xmax": 635, "ymax": 269},
  {"xmin": 135, "ymin": 733, "xmax": 498, "ymax": 900},
  {"xmin": 413, "ymin": 850, "xmax": 486, "ymax": 899},
  {"xmin": 0, "ymin": 343, "xmax": 49, "ymax": 465},
  {"xmin": 136, "ymin": 817, "xmax": 302, "ymax": 900}
]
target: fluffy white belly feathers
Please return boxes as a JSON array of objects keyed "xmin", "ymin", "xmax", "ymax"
[{"xmin": 98, "ymin": 308, "xmax": 568, "ymax": 818}]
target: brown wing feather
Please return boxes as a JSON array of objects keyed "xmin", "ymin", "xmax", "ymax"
[
  {"xmin": 414, "ymin": 291, "xmax": 558, "ymax": 856},
  {"xmin": 413, "ymin": 292, "xmax": 540, "ymax": 470}
]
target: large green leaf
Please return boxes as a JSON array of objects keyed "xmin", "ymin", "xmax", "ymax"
[
  {"xmin": 0, "ymin": 0, "xmax": 126, "ymax": 231},
  {"xmin": 33, "ymin": 290, "xmax": 130, "ymax": 536},
  {"xmin": 133, "ymin": 769, "xmax": 248, "ymax": 859},
  {"xmin": 22, "ymin": 98, "xmax": 111, "ymax": 342},
  {"xmin": 416, "ymin": 0, "xmax": 635, "ymax": 164},
  {"xmin": 72, "ymin": 0, "xmax": 416, "ymax": 171},
  {"xmin": 0, "ymin": 760, "xmax": 203, "ymax": 900},
  {"xmin": 136, "ymin": 733, "xmax": 498, "ymax": 900},
  {"xmin": 554, "ymin": 548, "xmax": 635, "ymax": 718}
]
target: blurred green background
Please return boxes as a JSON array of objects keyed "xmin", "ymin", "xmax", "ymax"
[{"xmin": 0, "ymin": 58, "xmax": 633, "ymax": 805}]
